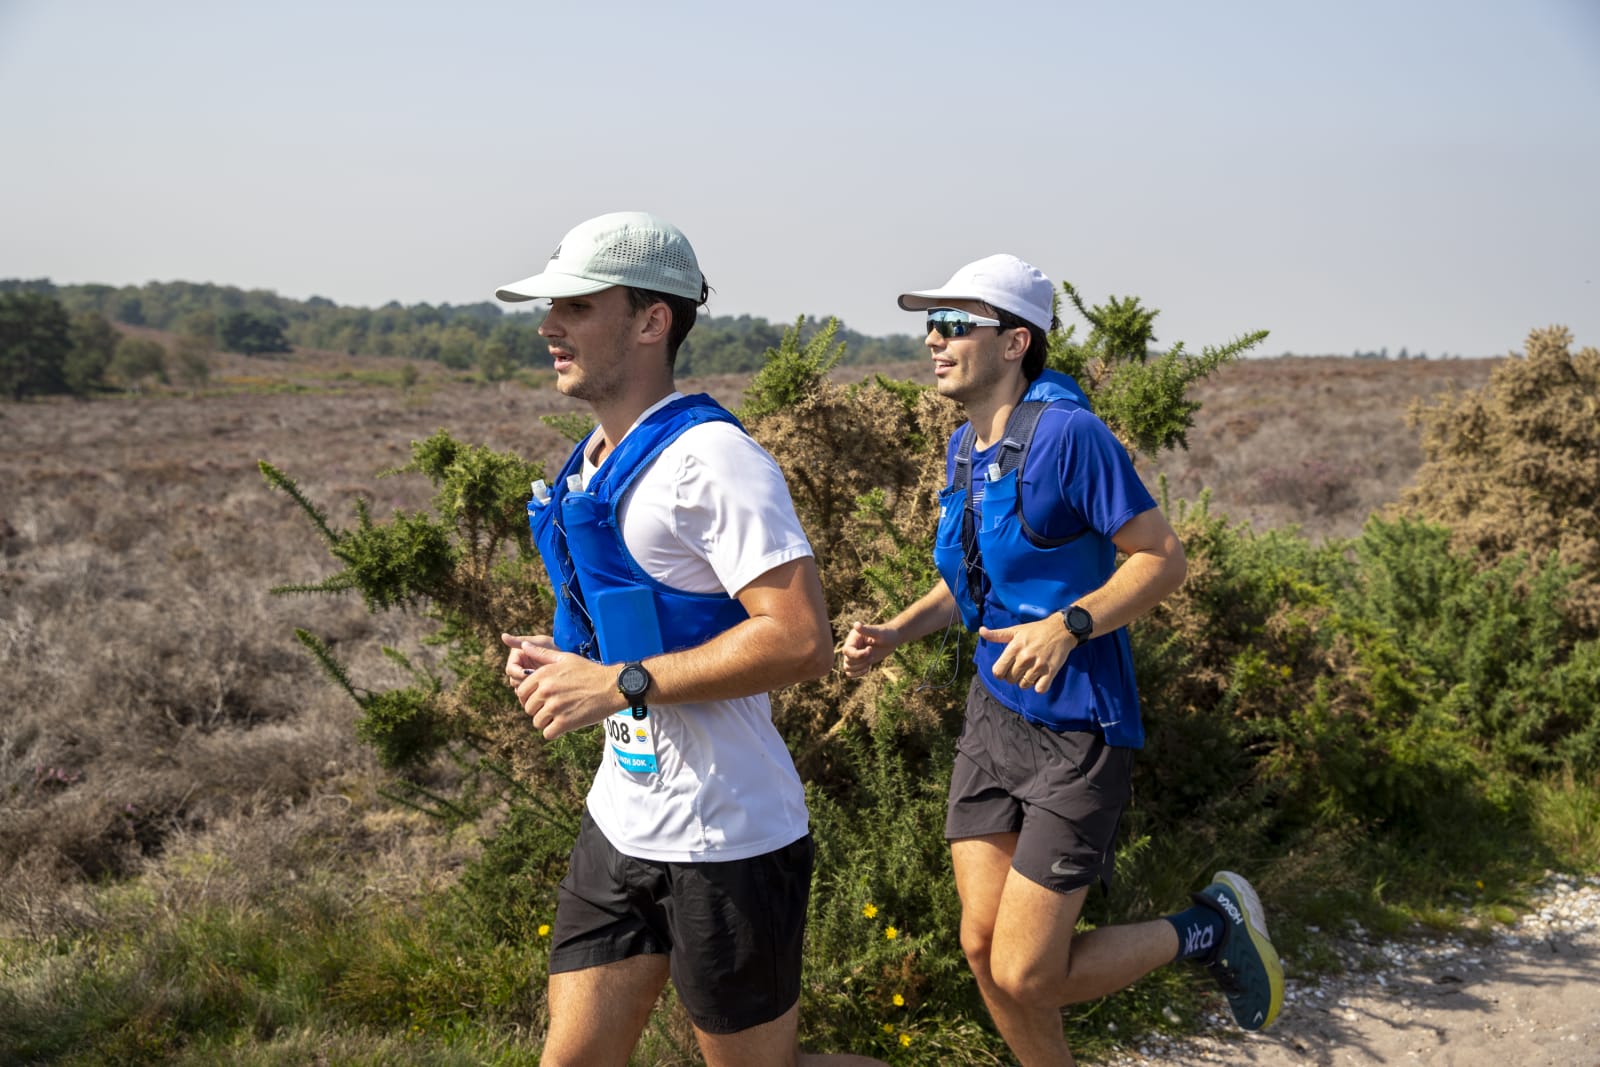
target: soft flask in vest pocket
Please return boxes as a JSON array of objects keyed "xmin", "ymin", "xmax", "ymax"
[
  {"xmin": 978, "ymin": 468, "xmax": 1107, "ymax": 625},
  {"xmin": 933, "ymin": 483, "xmax": 982, "ymax": 631},
  {"xmin": 527, "ymin": 488, "xmax": 598, "ymax": 658},
  {"xmin": 558, "ymin": 487, "xmax": 670, "ymax": 662},
  {"xmin": 526, "ymin": 394, "xmax": 751, "ymax": 665}
]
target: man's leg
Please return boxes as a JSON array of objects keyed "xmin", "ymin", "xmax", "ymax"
[
  {"xmin": 542, "ymin": 810, "xmax": 678, "ymax": 1066},
  {"xmin": 953, "ymin": 835, "xmax": 1183, "ymax": 1067},
  {"xmin": 952, "ymin": 833, "xmax": 1079, "ymax": 1066},
  {"xmin": 692, "ymin": 1002, "xmax": 886, "ymax": 1067},
  {"xmin": 664, "ymin": 834, "xmax": 886, "ymax": 1067},
  {"xmin": 540, "ymin": 954, "xmax": 671, "ymax": 1067},
  {"xmin": 989, "ymin": 867, "xmax": 1179, "ymax": 1008}
]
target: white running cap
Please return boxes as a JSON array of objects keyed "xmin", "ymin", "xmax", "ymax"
[
  {"xmin": 898, "ymin": 253, "xmax": 1054, "ymax": 333},
  {"xmin": 496, "ymin": 211, "xmax": 705, "ymax": 303}
]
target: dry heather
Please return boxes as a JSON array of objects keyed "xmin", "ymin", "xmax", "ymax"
[
  {"xmin": 0, "ymin": 366, "xmax": 591, "ymax": 925},
  {"xmin": 0, "ymin": 351, "xmax": 1499, "ymax": 937},
  {"xmin": 1138, "ymin": 355, "xmax": 1497, "ymax": 539}
]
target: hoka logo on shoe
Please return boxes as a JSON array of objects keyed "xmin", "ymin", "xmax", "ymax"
[
  {"xmin": 1214, "ymin": 890, "xmax": 1244, "ymax": 925},
  {"xmin": 1184, "ymin": 924, "xmax": 1215, "ymax": 956}
]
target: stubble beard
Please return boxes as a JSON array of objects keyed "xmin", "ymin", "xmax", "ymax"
[
  {"xmin": 561, "ymin": 369, "xmax": 624, "ymax": 407},
  {"xmin": 555, "ymin": 333, "xmax": 631, "ymax": 408},
  {"xmin": 937, "ymin": 352, "xmax": 1005, "ymax": 409}
]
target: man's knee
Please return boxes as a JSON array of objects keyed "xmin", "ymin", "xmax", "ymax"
[
  {"xmin": 989, "ymin": 955, "xmax": 1063, "ymax": 1009},
  {"xmin": 959, "ymin": 920, "xmax": 995, "ymax": 977}
]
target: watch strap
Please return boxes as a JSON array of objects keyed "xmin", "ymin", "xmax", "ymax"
[{"xmin": 617, "ymin": 661, "xmax": 651, "ymax": 720}]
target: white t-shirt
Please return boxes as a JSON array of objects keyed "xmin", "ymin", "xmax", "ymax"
[{"xmin": 577, "ymin": 393, "xmax": 812, "ymax": 863}]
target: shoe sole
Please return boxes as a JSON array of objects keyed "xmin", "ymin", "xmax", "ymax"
[{"xmin": 1213, "ymin": 870, "xmax": 1285, "ymax": 1030}]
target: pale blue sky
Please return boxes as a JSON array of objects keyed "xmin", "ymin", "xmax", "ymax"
[{"xmin": 2, "ymin": 0, "xmax": 1596, "ymax": 356}]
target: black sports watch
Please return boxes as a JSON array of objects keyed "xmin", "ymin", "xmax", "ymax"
[
  {"xmin": 617, "ymin": 661, "xmax": 651, "ymax": 721},
  {"xmin": 1061, "ymin": 605, "xmax": 1094, "ymax": 644}
]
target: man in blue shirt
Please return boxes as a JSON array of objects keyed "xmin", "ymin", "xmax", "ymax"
[{"xmin": 843, "ymin": 254, "xmax": 1284, "ymax": 1064}]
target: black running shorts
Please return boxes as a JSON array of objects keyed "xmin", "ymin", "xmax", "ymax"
[
  {"xmin": 547, "ymin": 810, "xmax": 815, "ymax": 1034},
  {"xmin": 944, "ymin": 678, "xmax": 1133, "ymax": 894}
]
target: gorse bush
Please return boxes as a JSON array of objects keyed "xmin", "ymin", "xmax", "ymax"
[
  {"xmin": 1132, "ymin": 498, "xmax": 1600, "ymax": 898},
  {"xmin": 1403, "ymin": 325, "xmax": 1600, "ymax": 630}
]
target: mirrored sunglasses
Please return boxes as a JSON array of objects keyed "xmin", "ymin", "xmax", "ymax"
[{"xmin": 925, "ymin": 307, "xmax": 1002, "ymax": 339}]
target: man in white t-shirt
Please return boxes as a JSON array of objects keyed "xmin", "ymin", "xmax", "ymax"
[{"xmin": 497, "ymin": 212, "xmax": 882, "ymax": 1067}]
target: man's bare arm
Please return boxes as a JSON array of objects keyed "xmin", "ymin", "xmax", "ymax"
[{"xmin": 505, "ymin": 556, "xmax": 832, "ymax": 739}]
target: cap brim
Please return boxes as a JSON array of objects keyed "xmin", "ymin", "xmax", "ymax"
[
  {"xmin": 494, "ymin": 271, "xmax": 615, "ymax": 303},
  {"xmin": 898, "ymin": 289, "xmax": 974, "ymax": 313}
]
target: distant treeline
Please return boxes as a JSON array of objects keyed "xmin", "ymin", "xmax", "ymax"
[
  {"xmin": 0, "ymin": 278, "xmax": 923, "ymax": 378},
  {"xmin": 1350, "ymin": 347, "xmax": 1458, "ymax": 360}
]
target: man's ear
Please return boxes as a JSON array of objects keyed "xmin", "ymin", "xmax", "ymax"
[
  {"xmin": 636, "ymin": 301, "xmax": 672, "ymax": 345},
  {"xmin": 1002, "ymin": 325, "xmax": 1032, "ymax": 363}
]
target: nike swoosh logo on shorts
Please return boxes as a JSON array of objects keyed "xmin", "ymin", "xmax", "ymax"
[{"xmin": 1050, "ymin": 858, "xmax": 1077, "ymax": 876}]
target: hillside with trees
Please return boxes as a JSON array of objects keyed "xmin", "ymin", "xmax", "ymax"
[{"xmin": 0, "ymin": 278, "xmax": 924, "ymax": 392}]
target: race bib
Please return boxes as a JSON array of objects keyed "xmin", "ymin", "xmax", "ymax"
[{"xmin": 606, "ymin": 708, "xmax": 658, "ymax": 773}]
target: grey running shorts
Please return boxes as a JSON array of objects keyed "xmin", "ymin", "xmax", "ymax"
[
  {"xmin": 944, "ymin": 677, "xmax": 1133, "ymax": 894},
  {"xmin": 548, "ymin": 809, "xmax": 814, "ymax": 1034}
]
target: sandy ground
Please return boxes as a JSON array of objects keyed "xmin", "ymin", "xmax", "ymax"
[{"xmin": 1107, "ymin": 877, "xmax": 1600, "ymax": 1067}]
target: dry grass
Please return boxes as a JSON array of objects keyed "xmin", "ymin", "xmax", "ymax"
[
  {"xmin": 1136, "ymin": 355, "xmax": 1497, "ymax": 539},
  {"xmin": 0, "ymin": 350, "xmax": 1499, "ymax": 937},
  {"xmin": 0, "ymin": 358, "xmax": 577, "ymax": 912}
]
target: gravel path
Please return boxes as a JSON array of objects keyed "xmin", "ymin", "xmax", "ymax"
[{"xmin": 1107, "ymin": 874, "xmax": 1600, "ymax": 1066}]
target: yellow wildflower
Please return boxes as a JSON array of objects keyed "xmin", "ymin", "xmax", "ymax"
[
  {"xmin": 899, "ymin": 1033, "xmax": 912, "ymax": 1047},
  {"xmin": 538, "ymin": 924, "xmax": 551, "ymax": 937},
  {"xmin": 881, "ymin": 1023, "xmax": 894, "ymax": 1034},
  {"xmin": 892, "ymin": 993, "xmax": 905, "ymax": 1007},
  {"xmin": 884, "ymin": 925, "xmax": 899, "ymax": 940},
  {"xmin": 862, "ymin": 903, "xmax": 878, "ymax": 919}
]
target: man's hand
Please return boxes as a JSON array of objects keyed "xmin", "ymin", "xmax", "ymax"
[
  {"xmin": 841, "ymin": 621, "xmax": 901, "ymax": 678},
  {"xmin": 981, "ymin": 616, "xmax": 1075, "ymax": 694},
  {"xmin": 501, "ymin": 632, "xmax": 624, "ymax": 740}
]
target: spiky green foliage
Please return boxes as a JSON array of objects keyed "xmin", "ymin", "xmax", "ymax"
[
  {"xmin": 1051, "ymin": 281, "xmax": 1270, "ymax": 456},
  {"xmin": 538, "ymin": 410, "xmax": 595, "ymax": 444},
  {"xmin": 1339, "ymin": 518, "xmax": 1600, "ymax": 776},
  {"xmin": 739, "ymin": 316, "xmax": 846, "ymax": 421},
  {"xmin": 260, "ymin": 434, "xmax": 552, "ymax": 776},
  {"xmin": 1131, "ymin": 503, "xmax": 1600, "ymax": 896}
]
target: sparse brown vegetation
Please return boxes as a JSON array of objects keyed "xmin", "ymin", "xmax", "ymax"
[
  {"xmin": 1139, "ymin": 355, "xmax": 1497, "ymax": 539},
  {"xmin": 0, "ymin": 361, "xmax": 597, "ymax": 900}
]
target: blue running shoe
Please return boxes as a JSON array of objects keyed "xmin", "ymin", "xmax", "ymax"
[{"xmin": 1192, "ymin": 871, "xmax": 1285, "ymax": 1031}]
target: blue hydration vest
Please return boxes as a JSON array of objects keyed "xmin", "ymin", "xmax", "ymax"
[
  {"xmin": 931, "ymin": 371, "xmax": 1146, "ymax": 747},
  {"xmin": 527, "ymin": 394, "xmax": 750, "ymax": 664}
]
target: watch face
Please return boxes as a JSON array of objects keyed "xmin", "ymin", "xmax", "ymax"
[
  {"xmin": 1066, "ymin": 606, "xmax": 1093, "ymax": 636},
  {"xmin": 619, "ymin": 664, "xmax": 649, "ymax": 697}
]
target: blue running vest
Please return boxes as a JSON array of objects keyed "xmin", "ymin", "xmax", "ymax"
[
  {"xmin": 527, "ymin": 395, "xmax": 750, "ymax": 664},
  {"xmin": 931, "ymin": 371, "xmax": 1145, "ymax": 747}
]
